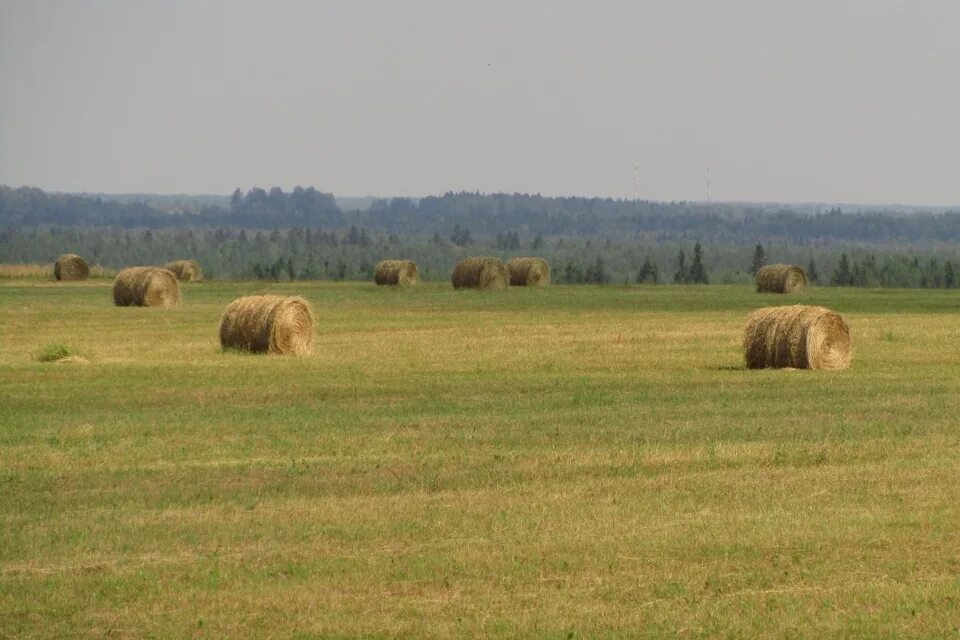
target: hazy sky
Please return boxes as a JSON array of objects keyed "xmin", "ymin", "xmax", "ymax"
[{"xmin": 1, "ymin": 0, "xmax": 958, "ymax": 204}]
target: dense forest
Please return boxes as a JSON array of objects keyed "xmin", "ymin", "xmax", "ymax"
[
  {"xmin": 2, "ymin": 185, "xmax": 960, "ymax": 287},
  {"xmin": 4, "ymin": 184, "xmax": 960, "ymax": 243}
]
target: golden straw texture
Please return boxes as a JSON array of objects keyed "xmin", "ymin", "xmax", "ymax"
[
  {"xmin": 112, "ymin": 267, "xmax": 180, "ymax": 307},
  {"xmin": 755, "ymin": 264, "xmax": 808, "ymax": 294},
  {"xmin": 164, "ymin": 259, "xmax": 203, "ymax": 282},
  {"xmin": 219, "ymin": 295, "xmax": 314, "ymax": 355},
  {"xmin": 374, "ymin": 260, "xmax": 419, "ymax": 286},
  {"xmin": 451, "ymin": 257, "xmax": 509, "ymax": 290},
  {"xmin": 743, "ymin": 305, "xmax": 851, "ymax": 370},
  {"xmin": 506, "ymin": 257, "xmax": 551, "ymax": 286},
  {"xmin": 54, "ymin": 254, "xmax": 89, "ymax": 281}
]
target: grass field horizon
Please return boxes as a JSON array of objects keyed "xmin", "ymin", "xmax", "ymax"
[{"xmin": 2, "ymin": 280, "xmax": 959, "ymax": 637}]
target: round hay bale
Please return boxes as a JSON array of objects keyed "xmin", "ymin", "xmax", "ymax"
[
  {"xmin": 743, "ymin": 305, "xmax": 851, "ymax": 370},
  {"xmin": 164, "ymin": 259, "xmax": 203, "ymax": 282},
  {"xmin": 54, "ymin": 254, "xmax": 89, "ymax": 281},
  {"xmin": 451, "ymin": 257, "xmax": 509, "ymax": 290},
  {"xmin": 755, "ymin": 264, "xmax": 808, "ymax": 293},
  {"xmin": 219, "ymin": 295, "xmax": 314, "ymax": 355},
  {"xmin": 112, "ymin": 267, "xmax": 180, "ymax": 307},
  {"xmin": 506, "ymin": 257, "xmax": 551, "ymax": 286},
  {"xmin": 374, "ymin": 259, "xmax": 419, "ymax": 286}
]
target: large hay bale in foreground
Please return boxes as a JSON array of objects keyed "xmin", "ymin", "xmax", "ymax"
[
  {"xmin": 506, "ymin": 257, "xmax": 551, "ymax": 287},
  {"xmin": 451, "ymin": 257, "xmax": 509, "ymax": 290},
  {"xmin": 219, "ymin": 295, "xmax": 314, "ymax": 355},
  {"xmin": 756, "ymin": 264, "xmax": 808, "ymax": 294},
  {"xmin": 112, "ymin": 267, "xmax": 180, "ymax": 307},
  {"xmin": 743, "ymin": 305, "xmax": 851, "ymax": 370},
  {"xmin": 54, "ymin": 254, "xmax": 89, "ymax": 281},
  {"xmin": 164, "ymin": 259, "xmax": 203, "ymax": 282},
  {"xmin": 374, "ymin": 260, "xmax": 419, "ymax": 286}
]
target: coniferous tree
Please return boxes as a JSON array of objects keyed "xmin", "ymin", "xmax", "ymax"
[
  {"xmin": 808, "ymin": 258, "xmax": 819, "ymax": 284},
  {"xmin": 749, "ymin": 244, "xmax": 766, "ymax": 275},
  {"xmin": 637, "ymin": 256, "xmax": 659, "ymax": 284},
  {"xmin": 673, "ymin": 250, "xmax": 688, "ymax": 284},
  {"xmin": 590, "ymin": 257, "xmax": 607, "ymax": 284},
  {"xmin": 831, "ymin": 253, "xmax": 853, "ymax": 286},
  {"xmin": 689, "ymin": 241, "xmax": 709, "ymax": 284}
]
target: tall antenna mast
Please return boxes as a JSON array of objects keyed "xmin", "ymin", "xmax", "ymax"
[
  {"xmin": 706, "ymin": 167, "xmax": 712, "ymax": 202},
  {"xmin": 633, "ymin": 162, "xmax": 641, "ymax": 200}
]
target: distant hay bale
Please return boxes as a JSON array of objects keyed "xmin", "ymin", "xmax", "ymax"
[
  {"xmin": 54, "ymin": 254, "xmax": 89, "ymax": 281},
  {"xmin": 112, "ymin": 267, "xmax": 180, "ymax": 307},
  {"xmin": 743, "ymin": 305, "xmax": 851, "ymax": 370},
  {"xmin": 374, "ymin": 260, "xmax": 419, "ymax": 286},
  {"xmin": 506, "ymin": 257, "xmax": 551, "ymax": 287},
  {"xmin": 756, "ymin": 264, "xmax": 808, "ymax": 293},
  {"xmin": 219, "ymin": 295, "xmax": 314, "ymax": 355},
  {"xmin": 451, "ymin": 257, "xmax": 509, "ymax": 290},
  {"xmin": 164, "ymin": 259, "xmax": 203, "ymax": 282}
]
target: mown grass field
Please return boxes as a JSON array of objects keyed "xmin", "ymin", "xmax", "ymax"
[{"xmin": 2, "ymin": 279, "xmax": 959, "ymax": 638}]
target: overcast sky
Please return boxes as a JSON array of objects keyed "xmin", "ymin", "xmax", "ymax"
[{"xmin": 1, "ymin": 0, "xmax": 958, "ymax": 204}]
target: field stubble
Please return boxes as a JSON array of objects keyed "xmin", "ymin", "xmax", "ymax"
[{"xmin": 1, "ymin": 281, "xmax": 959, "ymax": 637}]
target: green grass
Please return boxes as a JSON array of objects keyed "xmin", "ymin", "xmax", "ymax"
[
  {"xmin": 32, "ymin": 344, "xmax": 77, "ymax": 363},
  {"xmin": 1, "ymin": 280, "xmax": 960, "ymax": 638}
]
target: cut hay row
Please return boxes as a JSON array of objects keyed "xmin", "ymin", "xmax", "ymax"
[
  {"xmin": 374, "ymin": 260, "xmax": 419, "ymax": 286},
  {"xmin": 743, "ymin": 305, "xmax": 851, "ymax": 370},
  {"xmin": 54, "ymin": 254, "xmax": 90, "ymax": 281},
  {"xmin": 113, "ymin": 267, "xmax": 180, "ymax": 307},
  {"xmin": 756, "ymin": 264, "xmax": 808, "ymax": 294},
  {"xmin": 219, "ymin": 295, "xmax": 314, "ymax": 355},
  {"xmin": 451, "ymin": 257, "xmax": 509, "ymax": 290},
  {"xmin": 164, "ymin": 259, "xmax": 203, "ymax": 282},
  {"xmin": 506, "ymin": 257, "xmax": 550, "ymax": 287}
]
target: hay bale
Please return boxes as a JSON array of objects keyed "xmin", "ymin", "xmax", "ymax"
[
  {"xmin": 451, "ymin": 257, "xmax": 509, "ymax": 290},
  {"xmin": 755, "ymin": 264, "xmax": 808, "ymax": 293},
  {"xmin": 743, "ymin": 305, "xmax": 851, "ymax": 370},
  {"xmin": 54, "ymin": 254, "xmax": 89, "ymax": 281},
  {"xmin": 219, "ymin": 295, "xmax": 314, "ymax": 355},
  {"xmin": 164, "ymin": 259, "xmax": 203, "ymax": 282},
  {"xmin": 374, "ymin": 260, "xmax": 419, "ymax": 286},
  {"xmin": 112, "ymin": 267, "xmax": 180, "ymax": 307},
  {"xmin": 506, "ymin": 257, "xmax": 551, "ymax": 286}
]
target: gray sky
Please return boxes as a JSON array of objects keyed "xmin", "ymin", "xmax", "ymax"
[{"xmin": 1, "ymin": 0, "xmax": 958, "ymax": 204}]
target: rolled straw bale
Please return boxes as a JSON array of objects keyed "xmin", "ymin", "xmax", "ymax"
[
  {"xmin": 164, "ymin": 259, "xmax": 203, "ymax": 282},
  {"xmin": 219, "ymin": 295, "xmax": 314, "ymax": 355},
  {"xmin": 374, "ymin": 260, "xmax": 419, "ymax": 286},
  {"xmin": 112, "ymin": 267, "xmax": 180, "ymax": 307},
  {"xmin": 743, "ymin": 305, "xmax": 851, "ymax": 370},
  {"xmin": 506, "ymin": 257, "xmax": 551, "ymax": 287},
  {"xmin": 451, "ymin": 257, "xmax": 509, "ymax": 290},
  {"xmin": 755, "ymin": 264, "xmax": 808, "ymax": 294},
  {"xmin": 54, "ymin": 254, "xmax": 89, "ymax": 281}
]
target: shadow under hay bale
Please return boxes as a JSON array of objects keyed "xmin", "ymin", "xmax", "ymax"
[
  {"xmin": 374, "ymin": 260, "xmax": 419, "ymax": 286},
  {"xmin": 743, "ymin": 305, "xmax": 851, "ymax": 370},
  {"xmin": 164, "ymin": 259, "xmax": 203, "ymax": 282},
  {"xmin": 219, "ymin": 295, "xmax": 314, "ymax": 355},
  {"xmin": 755, "ymin": 264, "xmax": 808, "ymax": 294},
  {"xmin": 506, "ymin": 257, "xmax": 551, "ymax": 287},
  {"xmin": 54, "ymin": 254, "xmax": 89, "ymax": 281},
  {"xmin": 113, "ymin": 267, "xmax": 180, "ymax": 307},
  {"xmin": 451, "ymin": 257, "xmax": 509, "ymax": 290}
]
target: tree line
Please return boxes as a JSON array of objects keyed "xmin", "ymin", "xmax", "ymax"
[
  {"xmin": 4, "ymin": 225, "xmax": 960, "ymax": 289},
  {"xmin": 4, "ymin": 185, "xmax": 960, "ymax": 245}
]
